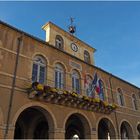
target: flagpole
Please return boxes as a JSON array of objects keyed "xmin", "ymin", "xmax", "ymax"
[{"xmin": 109, "ymin": 74, "xmax": 120, "ymax": 139}]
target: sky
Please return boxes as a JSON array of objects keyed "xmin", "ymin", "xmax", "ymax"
[{"xmin": 0, "ymin": 1, "xmax": 140, "ymax": 88}]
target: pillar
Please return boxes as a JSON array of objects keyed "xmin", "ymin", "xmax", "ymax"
[{"xmin": 49, "ymin": 128, "xmax": 65, "ymax": 139}]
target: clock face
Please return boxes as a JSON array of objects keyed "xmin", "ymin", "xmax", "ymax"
[{"xmin": 71, "ymin": 43, "xmax": 78, "ymax": 52}]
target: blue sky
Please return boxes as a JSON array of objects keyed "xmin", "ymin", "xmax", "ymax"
[{"xmin": 0, "ymin": 1, "xmax": 140, "ymax": 87}]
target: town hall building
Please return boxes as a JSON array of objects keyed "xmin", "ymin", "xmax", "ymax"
[{"xmin": 0, "ymin": 20, "xmax": 140, "ymax": 139}]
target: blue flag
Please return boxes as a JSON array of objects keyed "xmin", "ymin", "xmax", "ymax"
[{"xmin": 88, "ymin": 72, "xmax": 98, "ymax": 97}]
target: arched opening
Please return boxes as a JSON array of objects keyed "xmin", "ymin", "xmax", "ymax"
[
  {"xmin": 84, "ymin": 50, "xmax": 90, "ymax": 64},
  {"xmin": 120, "ymin": 121, "xmax": 133, "ymax": 139},
  {"xmin": 65, "ymin": 113, "xmax": 91, "ymax": 139},
  {"xmin": 137, "ymin": 124, "xmax": 140, "ymax": 139},
  {"xmin": 14, "ymin": 107, "xmax": 54, "ymax": 139},
  {"xmin": 55, "ymin": 35, "xmax": 64, "ymax": 50},
  {"xmin": 98, "ymin": 118, "xmax": 116, "ymax": 139}
]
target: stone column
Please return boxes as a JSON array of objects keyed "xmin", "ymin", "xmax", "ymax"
[
  {"xmin": 2, "ymin": 124, "xmax": 15, "ymax": 139},
  {"xmin": 89, "ymin": 129, "xmax": 98, "ymax": 139},
  {"xmin": 49, "ymin": 128, "xmax": 65, "ymax": 139}
]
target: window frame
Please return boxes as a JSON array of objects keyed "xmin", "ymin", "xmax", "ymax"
[
  {"xmin": 55, "ymin": 35, "xmax": 64, "ymax": 50},
  {"xmin": 98, "ymin": 79, "xmax": 106, "ymax": 101},
  {"xmin": 84, "ymin": 50, "xmax": 90, "ymax": 63},
  {"xmin": 85, "ymin": 75, "xmax": 93, "ymax": 97},
  {"xmin": 117, "ymin": 88, "xmax": 125, "ymax": 106},
  {"xmin": 54, "ymin": 63, "xmax": 64, "ymax": 89},
  {"xmin": 32, "ymin": 56, "xmax": 46, "ymax": 84},
  {"xmin": 72, "ymin": 70, "xmax": 81, "ymax": 94},
  {"xmin": 132, "ymin": 94, "xmax": 138, "ymax": 110}
]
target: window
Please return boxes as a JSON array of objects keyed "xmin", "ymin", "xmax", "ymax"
[
  {"xmin": 98, "ymin": 80, "xmax": 105, "ymax": 101},
  {"xmin": 55, "ymin": 63, "xmax": 64, "ymax": 89},
  {"xmin": 72, "ymin": 70, "xmax": 80, "ymax": 94},
  {"xmin": 85, "ymin": 75, "xmax": 92, "ymax": 97},
  {"xmin": 55, "ymin": 35, "xmax": 64, "ymax": 50},
  {"xmin": 84, "ymin": 50, "xmax": 90, "ymax": 63},
  {"xmin": 32, "ymin": 56, "xmax": 46, "ymax": 84},
  {"xmin": 132, "ymin": 94, "xmax": 138, "ymax": 110},
  {"xmin": 117, "ymin": 88, "xmax": 125, "ymax": 106}
]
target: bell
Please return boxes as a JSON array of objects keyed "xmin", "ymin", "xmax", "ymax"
[{"xmin": 69, "ymin": 26, "xmax": 76, "ymax": 34}]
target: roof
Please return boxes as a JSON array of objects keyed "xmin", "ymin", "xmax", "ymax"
[{"xmin": 0, "ymin": 19, "xmax": 139, "ymax": 90}]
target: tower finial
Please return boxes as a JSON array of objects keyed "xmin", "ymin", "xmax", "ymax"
[{"xmin": 68, "ymin": 17, "xmax": 76, "ymax": 35}]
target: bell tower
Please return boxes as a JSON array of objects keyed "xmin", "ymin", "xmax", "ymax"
[{"xmin": 42, "ymin": 21, "xmax": 96, "ymax": 65}]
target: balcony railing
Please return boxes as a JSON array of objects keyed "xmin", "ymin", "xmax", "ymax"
[{"xmin": 26, "ymin": 81, "xmax": 117, "ymax": 114}]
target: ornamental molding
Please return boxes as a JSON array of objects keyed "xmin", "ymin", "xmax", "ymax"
[{"xmin": 69, "ymin": 60, "xmax": 82, "ymax": 71}]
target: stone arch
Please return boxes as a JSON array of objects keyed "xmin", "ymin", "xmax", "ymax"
[
  {"xmin": 64, "ymin": 111, "xmax": 92, "ymax": 139},
  {"xmin": 97, "ymin": 116, "xmax": 116, "ymax": 139},
  {"xmin": 0, "ymin": 107, "xmax": 4, "ymax": 138},
  {"xmin": 53, "ymin": 60, "xmax": 67, "ymax": 72},
  {"xmin": 120, "ymin": 120, "xmax": 134, "ymax": 139},
  {"xmin": 85, "ymin": 73, "xmax": 92, "ymax": 79},
  {"xmin": 137, "ymin": 122, "xmax": 140, "ymax": 139},
  {"xmin": 0, "ymin": 107, "xmax": 4, "ymax": 126},
  {"xmin": 12, "ymin": 102, "xmax": 57, "ymax": 139},
  {"xmin": 32, "ymin": 52, "xmax": 49, "ymax": 65},
  {"xmin": 12, "ymin": 102, "xmax": 56, "ymax": 127},
  {"xmin": 70, "ymin": 68, "xmax": 82, "ymax": 79}
]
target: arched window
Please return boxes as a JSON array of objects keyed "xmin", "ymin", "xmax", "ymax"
[
  {"xmin": 32, "ymin": 55, "xmax": 46, "ymax": 84},
  {"xmin": 132, "ymin": 94, "xmax": 138, "ymax": 110},
  {"xmin": 85, "ymin": 75, "xmax": 92, "ymax": 97},
  {"xmin": 55, "ymin": 63, "xmax": 64, "ymax": 89},
  {"xmin": 72, "ymin": 70, "xmax": 80, "ymax": 94},
  {"xmin": 55, "ymin": 35, "xmax": 64, "ymax": 50},
  {"xmin": 117, "ymin": 88, "xmax": 125, "ymax": 106},
  {"xmin": 84, "ymin": 50, "xmax": 90, "ymax": 63},
  {"xmin": 98, "ymin": 80, "xmax": 105, "ymax": 101}
]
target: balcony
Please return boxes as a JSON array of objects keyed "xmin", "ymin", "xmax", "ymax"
[{"xmin": 26, "ymin": 82, "xmax": 117, "ymax": 114}]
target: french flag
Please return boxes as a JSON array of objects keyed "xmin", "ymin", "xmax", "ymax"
[{"xmin": 95, "ymin": 78, "xmax": 100, "ymax": 93}]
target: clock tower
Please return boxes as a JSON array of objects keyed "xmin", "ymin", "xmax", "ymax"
[{"xmin": 42, "ymin": 21, "xmax": 96, "ymax": 65}]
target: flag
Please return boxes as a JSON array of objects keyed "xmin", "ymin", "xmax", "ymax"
[
  {"xmin": 95, "ymin": 78, "xmax": 100, "ymax": 93},
  {"xmin": 84, "ymin": 74, "xmax": 88, "ymax": 88},
  {"xmin": 91, "ymin": 72, "xmax": 98, "ymax": 90},
  {"xmin": 84, "ymin": 74, "xmax": 91, "ymax": 89},
  {"xmin": 88, "ymin": 72, "xmax": 98, "ymax": 96}
]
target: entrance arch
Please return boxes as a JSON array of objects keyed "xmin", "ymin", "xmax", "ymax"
[
  {"xmin": 120, "ymin": 121, "xmax": 133, "ymax": 139},
  {"xmin": 98, "ymin": 118, "xmax": 116, "ymax": 139},
  {"xmin": 14, "ymin": 106, "xmax": 55, "ymax": 139},
  {"xmin": 65, "ymin": 113, "xmax": 91, "ymax": 139},
  {"xmin": 137, "ymin": 123, "xmax": 140, "ymax": 139}
]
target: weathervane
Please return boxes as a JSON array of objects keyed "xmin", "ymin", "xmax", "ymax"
[{"xmin": 68, "ymin": 17, "xmax": 76, "ymax": 35}]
